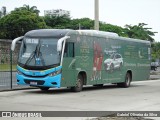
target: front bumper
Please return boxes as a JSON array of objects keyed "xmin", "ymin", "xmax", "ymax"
[{"xmin": 17, "ymin": 73, "xmax": 61, "ymax": 88}]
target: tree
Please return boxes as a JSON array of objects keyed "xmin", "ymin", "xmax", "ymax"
[
  {"xmin": 151, "ymin": 42, "xmax": 160, "ymax": 61},
  {"xmin": 0, "ymin": 10, "xmax": 46, "ymax": 39},
  {"xmin": 99, "ymin": 22, "xmax": 127, "ymax": 37},
  {"xmin": 15, "ymin": 4, "xmax": 40, "ymax": 15},
  {"xmin": 44, "ymin": 14, "xmax": 71, "ymax": 29},
  {"xmin": 124, "ymin": 23, "xmax": 157, "ymax": 42},
  {"xmin": 70, "ymin": 18, "xmax": 94, "ymax": 30},
  {"xmin": 69, "ymin": 18, "xmax": 127, "ymax": 36}
]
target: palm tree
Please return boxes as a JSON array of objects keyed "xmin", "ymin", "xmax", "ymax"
[
  {"xmin": 17, "ymin": 4, "xmax": 40, "ymax": 15},
  {"xmin": 124, "ymin": 23, "xmax": 157, "ymax": 42}
]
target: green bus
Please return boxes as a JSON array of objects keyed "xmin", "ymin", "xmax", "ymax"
[{"xmin": 11, "ymin": 29, "xmax": 151, "ymax": 92}]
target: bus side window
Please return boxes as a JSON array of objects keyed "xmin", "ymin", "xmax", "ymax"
[{"xmin": 64, "ymin": 42, "xmax": 74, "ymax": 57}]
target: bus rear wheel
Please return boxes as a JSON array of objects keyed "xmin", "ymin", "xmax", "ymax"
[
  {"xmin": 71, "ymin": 74, "xmax": 83, "ymax": 92},
  {"xmin": 117, "ymin": 73, "xmax": 131, "ymax": 88}
]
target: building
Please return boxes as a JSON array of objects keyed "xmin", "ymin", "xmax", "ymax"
[{"xmin": 44, "ymin": 9, "xmax": 70, "ymax": 17}]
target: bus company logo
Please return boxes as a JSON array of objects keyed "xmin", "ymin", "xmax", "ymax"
[
  {"xmin": 35, "ymin": 58, "xmax": 41, "ymax": 65},
  {"xmin": 2, "ymin": 112, "xmax": 11, "ymax": 117}
]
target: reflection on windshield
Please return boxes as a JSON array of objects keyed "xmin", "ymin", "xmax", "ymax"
[{"xmin": 18, "ymin": 38, "xmax": 60, "ymax": 69}]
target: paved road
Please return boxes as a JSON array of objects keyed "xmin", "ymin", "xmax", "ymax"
[{"xmin": 0, "ymin": 80, "xmax": 160, "ymax": 112}]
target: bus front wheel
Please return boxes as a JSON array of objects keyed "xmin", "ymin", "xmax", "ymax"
[{"xmin": 71, "ymin": 74, "xmax": 83, "ymax": 92}]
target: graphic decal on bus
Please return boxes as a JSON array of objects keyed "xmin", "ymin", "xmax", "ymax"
[
  {"xmin": 104, "ymin": 53, "xmax": 123, "ymax": 72},
  {"xmin": 91, "ymin": 41, "xmax": 103, "ymax": 81},
  {"xmin": 103, "ymin": 45, "xmax": 123, "ymax": 73}
]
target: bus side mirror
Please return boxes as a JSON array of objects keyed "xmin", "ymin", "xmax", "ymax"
[
  {"xmin": 57, "ymin": 36, "xmax": 70, "ymax": 52},
  {"xmin": 11, "ymin": 36, "xmax": 24, "ymax": 51}
]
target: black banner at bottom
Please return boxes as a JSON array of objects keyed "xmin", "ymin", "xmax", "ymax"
[{"xmin": 0, "ymin": 111, "xmax": 160, "ymax": 118}]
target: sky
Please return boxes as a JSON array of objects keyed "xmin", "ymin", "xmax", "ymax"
[{"xmin": 0, "ymin": 0, "xmax": 160, "ymax": 42}]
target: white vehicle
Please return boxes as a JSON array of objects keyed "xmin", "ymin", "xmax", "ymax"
[{"xmin": 104, "ymin": 53, "xmax": 123, "ymax": 72}]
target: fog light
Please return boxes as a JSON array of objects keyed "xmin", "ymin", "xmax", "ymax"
[{"xmin": 51, "ymin": 82, "xmax": 57, "ymax": 85}]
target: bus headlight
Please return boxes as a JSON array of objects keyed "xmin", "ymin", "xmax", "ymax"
[{"xmin": 49, "ymin": 69, "xmax": 62, "ymax": 76}]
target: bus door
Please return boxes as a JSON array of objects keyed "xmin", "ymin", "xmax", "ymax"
[{"xmin": 61, "ymin": 42, "xmax": 76, "ymax": 87}]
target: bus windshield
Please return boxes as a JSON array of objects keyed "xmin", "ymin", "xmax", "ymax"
[{"xmin": 18, "ymin": 37, "xmax": 60, "ymax": 70}]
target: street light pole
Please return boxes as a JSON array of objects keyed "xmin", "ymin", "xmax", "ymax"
[{"xmin": 94, "ymin": 0, "xmax": 99, "ymax": 30}]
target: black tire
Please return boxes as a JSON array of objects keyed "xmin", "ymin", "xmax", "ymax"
[
  {"xmin": 39, "ymin": 87, "xmax": 49, "ymax": 91},
  {"xmin": 117, "ymin": 73, "xmax": 131, "ymax": 88},
  {"xmin": 71, "ymin": 74, "xmax": 83, "ymax": 92}
]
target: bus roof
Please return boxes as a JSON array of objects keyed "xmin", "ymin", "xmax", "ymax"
[
  {"xmin": 25, "ymin": 29, "xmax": 73, "ymax": 38},
  {"xmin": 77, "ymin": 30, "xmax": 150, "ymax": 44},
  {"xmin": 25, "ymin": 29, "xmax": 119, "ymax": 38},
  {"xmin": 24, "ymin": 29, "xmax": 150, "ymax": 45},
  {"xmin": 77, "ymin": 30, "xmax": 119, "ymax": 37}
]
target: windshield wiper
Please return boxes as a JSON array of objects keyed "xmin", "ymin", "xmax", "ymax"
[
  {"xmin": 35, "ymin": 40, "xmax": 46, "ymax": 66},
  {"xmin": 24, "ymin": 40, "xmax": 40, "ymax": 66},
  {"xmin": 24, "ymin": 40, "xmax": 46, "ymax": 66},
  {"xmin": 24, "ymin": 50, "xmax": 36, "ymax": 67}
]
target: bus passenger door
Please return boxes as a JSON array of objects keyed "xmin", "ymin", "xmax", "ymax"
[{"xmin": 61, "ymin": 42, "xmax": 76, "ymax": 87}]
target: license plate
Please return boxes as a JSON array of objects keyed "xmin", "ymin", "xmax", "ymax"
[{"xmin": 30, "ymin": 81, "xmax": 37, "ymax": 85}]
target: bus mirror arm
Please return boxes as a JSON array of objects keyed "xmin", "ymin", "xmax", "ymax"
[
  {"xmin": 11, "ymin": 36, "xmax": 24, "ymax": 51},
  {"xmin": 57, "ymin": 36, "xmax": 70, "ymax": 52}
]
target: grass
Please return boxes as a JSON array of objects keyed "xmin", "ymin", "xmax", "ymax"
[{"xmin": 0, "ymin": 64, "xmax": 17, "ymax": 71}]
